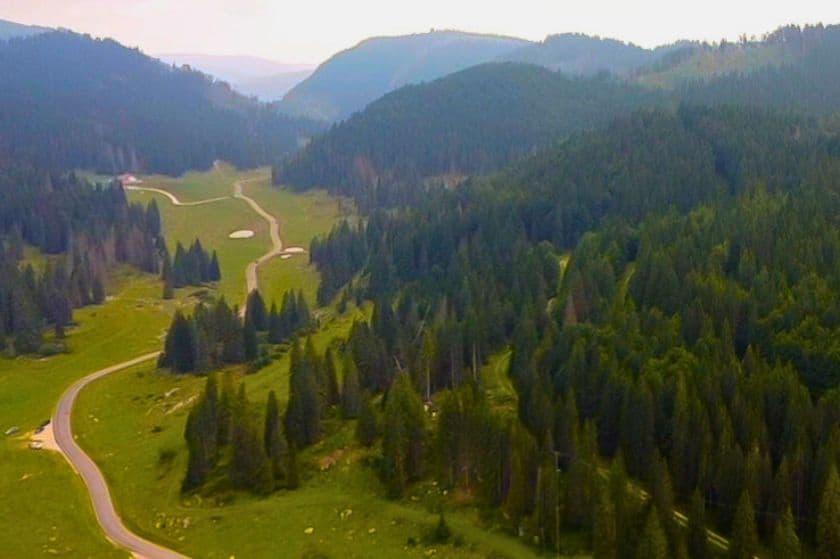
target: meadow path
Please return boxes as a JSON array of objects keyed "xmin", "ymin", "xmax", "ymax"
[
  {"xmin": 51, "ymin": 351, "xmax": 190, "ymax": 559},
  {"xmin": 124, "ymin": 185, "xmax": 229, "ymax": 206},
  {"xmin": 233, "ymin": 176, "xmax": 284, "ymax": 311}
]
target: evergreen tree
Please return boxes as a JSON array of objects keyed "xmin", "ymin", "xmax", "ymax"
[
  {"xmin": 817, "ymin": 465, "xmax": 840, "ymax": 559},
  {"xmin": 209, "ymin": 250, "xmax": 221, "ymax": 281},
  {"xmin": 230, "ymin": 384, "xmax": 273, "ymax": 494},
  {"xmin": 264, "ymin": 390, "xmax": 288, "ymax": 483},
  {"xmin": 381, "ymin": 374, "xmax": 426, "ymax": 498},
  {"xmin": 341, "ymin": 353, "xmax": 362, "ymax": 418},
  {"xmin": 182, "ymin": 375, "xmax": 219, "ymax": 491},
  {"xmin": 243, "ymin": 315, "xmax": 258, "ymax": 361},
  {"xmin": 284, "ymin": 340, "xmax": 322, "ymax": 447},
  {"xmin": 285, "ymin": 441, "xmax": 300, "ymax": 489},
  {"xmin": 245, "ymin": 290, "xmax": 267, "ymax": 331},
  {"xmin": 729, "ymin": 490, "xmax": 758, "ymax": 559},
  {"xmin": 593, "ymin": 487, "xmax": 618, "ymax": 559},
  {"xmin": 356, "ymin": 391, "xmax": 379, "ymax": 447},
  {"xmin": 771, "ymin": 506, "xmax": 801, "ymax": 559},
  {"xmin": 267, "ymin": 302, "xmax": 282, "ymax": 344},
  {"xmin": 635, "ymin": 506, "xmax": 669, "ymax": 559},
  {"xmin": 686, "ymin": 490, "xmax": 708, "ymax": 559},
  {"xmin": 323, "ymin": 347, "xmax": 341, "ymax": 406},
  {"xmin": 162, "ymin": 310, "xmax": 196, "ymax": 373}
]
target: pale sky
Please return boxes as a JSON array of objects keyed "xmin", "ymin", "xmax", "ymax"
[{"xmin": 2, "ymin": 0, "xmax": 839, "ymax": 64}]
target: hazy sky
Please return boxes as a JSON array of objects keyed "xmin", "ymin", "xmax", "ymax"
[{"xmin": 2, "ymin": 1, "xmax": 839, "ymax": 64}]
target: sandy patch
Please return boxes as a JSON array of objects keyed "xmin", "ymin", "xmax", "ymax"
[
  {"xmin": 229, "ymin": 230, "xmax": 255, "ymax": 239},
  {"xmin": 281, "ymin": 254, "xmax": 292, "ymax": 260},
  {"xmin": 29, "ymin": 423, "xmax": 60, "ymax": 452},
  {"xmin": 283, "ymin": 247, "xmax": 305, "ymax": 254}
]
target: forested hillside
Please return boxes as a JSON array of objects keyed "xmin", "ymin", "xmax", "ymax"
[
  {"xmin": 274, "ymin": 63, "xmax": 661, "ymax": 206},
  {"xmin": 302, "ymin": 105, "xmax": 840, "ymax": 556},
  {"xmin": 0, "ymin": 164, "xmax": 162, "ymax": 354},
  {"xmin": 278, "ymin": 30, "xmax": 529, "ymax": 121},
  {"xmin": 0, "ymin": 31, "xmax": 322, "ymax": 175},
  {"xmin": 497, "ymin": 33, "xmax": 677, "ymax": 75},
  {"xmin": 0, "ymin": 18, "xmax": 48, "ymax": 41}
]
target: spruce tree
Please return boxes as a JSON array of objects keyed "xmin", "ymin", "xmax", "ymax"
[
  {"xmin": 230, "ymin": 384, "xmax": 273, "ymax": 494},
  {"xmin": 686, "ymin": 489, "xmax": 708, "ymax": 559},
  {"xmin": 817, "ymin": 465, "xmax": 840, "ymax": 559},
  {"xmin": 593, "ymin": 487, "xmax": 617, "ymax": 559},
  {"xmin": 161, "ymin": 246, "xmax": 174, "ymax": 299},
  {"xmin": 635, "ymin": 506, "xmax": 668, "ymax": 559},
  {"xmin": 323, "ymin": 347, "xmax": 340, "ymax": 406},
  {"xmin": 729, "ymin": 490, "xmax": 758, "ymax": 559},
  {"xmin": 356, "ymin": 391, "xmax": 378, "ymax": 447},
  {"xmin": 267, "ymin": 302, "xmax": 282, "ymax": 343},
  {"xmin": 243, "ymin": 315, "xmax": 258, "ymax": 361},
  {"xmin": 284, "ymin": 340, "xmax": 322, "ymax": 447},
  {"xmin": 264, "ymin": 390, "xmax": 287, "ymax": 483},
  {"xmin": 771, "ymin": 506, "xmax": 801, "ymax": 559},
  {"xmin": 285, "ymin": 441, "xmax": 300, "ymax": 489},
  {"xmin": 209, "ymin": 250, "xmax": 221, "ymax": 281},
  {"xmin": 163, "ymin": 310, "xmax": 196, "ymax": 373},
  {"xmin": 341, "ymin": 353, "xmax": 362, "ymax": 418},
  {"xmin": 182, "ymin": 375, "xmax": 219, "ymax": 492},
  {"xmin": 245, "ymin": 290, "xmax": 267, "ymax": 331}
]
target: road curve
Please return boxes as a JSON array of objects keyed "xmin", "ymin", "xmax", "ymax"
[
  {"xmin": 52, "ymin": 351, "xmax": 190, "ymax": 559},
  {"xmin": 125, "ymin": 185, "xmax": 229, "ymax": 207},
  {"xmin": 234, "ymin": 177, "xmax": 284, "ymax": 310}
]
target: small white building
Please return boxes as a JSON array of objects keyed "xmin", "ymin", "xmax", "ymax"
[{"xmin": 117, "ymin": 174, "xmax": 143, "ymax": 186}]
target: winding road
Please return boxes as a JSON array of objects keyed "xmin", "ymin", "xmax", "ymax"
[
  {"xmin": 233, "ymin": 177, "xmax": 284, "ymax": 308},
  {"xmin": 51, "ymin": 351, "xmax": 190, "ymax": 559},
  {"xmin": 49, "ymin": 173, "xmax": 289, "ymax": 557}
]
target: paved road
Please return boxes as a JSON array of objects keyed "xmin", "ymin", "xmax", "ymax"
[
  {"xmin": 52, "ymin": 352, "xmax": 190, "ymax": 559},
  {"xmin": 234, "ymin": 177, "xmax": 284, "ymax": 313},
  {"xmin": 124, "ymin": 185, "xmax": 229, "ymax": 207}
]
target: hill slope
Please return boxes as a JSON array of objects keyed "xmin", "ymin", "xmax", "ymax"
[
  {"xmin": 0, "ymin": 18, "xmax": 49, "ymax": 41},
  {"xmin": 273, "ymin": 63, "xmax": 661, "ymax": 203},
  {"xmin": 278, "ymin": 30, "xmax": 530, "ymax": 121},
  {"xmin": 0, "ymin": 31, "xmax": 322, "ymax": 175},
  {"xmin": 497, "ymin": 33, "xmax": 675, "ymax": 76}
]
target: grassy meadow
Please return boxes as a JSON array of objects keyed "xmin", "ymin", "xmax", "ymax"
[{"xmin": 0, "ymin": 268, "xmax": 185, "ymax": 558}]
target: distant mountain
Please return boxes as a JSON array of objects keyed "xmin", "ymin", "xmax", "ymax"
[
  {"xmin": 0, "ymin": 18, "xmax": 50, "ymax": 41},
  {"xmin": 274, "ymin": 63, "xmax": 660, "ymax": 205},
  {"xmin": 156, "ymin": 53, "xmax": 314, "ymax": 99},
  {"xmin": 278, "ymin": 30, "xmax": 531, "ymax": 121},
  {"xmin": 497, "ymin": 33, "xmax": 677, "ymax": 76},
  {"xmin": 230, "ymin": 69, "xmax": 314, "ymax": 101},
  {"xmin": 0, "ymin": 31, "xmax": 323, "ymax": 175}
]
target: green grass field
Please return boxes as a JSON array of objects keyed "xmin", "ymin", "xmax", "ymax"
[
  {"xmin": 140, "ymin": 163, "xmax": 265, "ymax": 202},
  {"xmin": 73, "ymin": 301, "xmax": 552, "ymax": 558},
  {"xmin": 245, "ymin": 176, "xmax": 350, "ymax": 307},
  {"xmin": 0, "ymin": 267, "xmax": 185, "ymax": 558}
]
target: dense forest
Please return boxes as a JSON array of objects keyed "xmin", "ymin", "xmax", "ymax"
[
  {"xmin": 0, "ymin": 164, "xmax": 162, "ymax": 354},
  {"xmin": 275, "ymin": 25, "xmax": 840, "ymax": 211},
  {"xmin": 289, "ymin": 104, "xmax": 840, "ymax": 555},
  {"xmin": 274, "ymin": 63, "xmax": 660, "ymax": 207},
  {"xmin": 0, "ymin": 31, "xmax": 322, "ymax": 175}
]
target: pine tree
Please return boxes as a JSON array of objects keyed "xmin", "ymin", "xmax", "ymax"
[
  {"xmin": 593, "ymin": 487, "xmax": 617, "ymax": 559},
  {"xmin": 356, "ymin": 391, "xmax": 378, "ymax": 447},
  {"xmin": 381, "ymin": 374, "xmax": 426, "ymax": 498},
  {"xmin": 267, "ymin": 302, "xmax": 282, "ymax": 343},
  {"xmin": 243, "ymin": 315, "xmax": 258, "ymax": 361},
  {"xmin": 686, "ymin": 489, "xmax": 708, "ymax": 559},
  {"xmin": 771, "ymin": 506, "xmax": 801, "ymax": 559},
  {"xmin": 284, "ymin": 340, "xmax": 322, "ymax": 447},
  {"xmin": 264, "ymin": 390, "xmax": 287, "ymax": 483},
  {"xmin": 162, "ymin": 310, "xmax": 196, "ymax": 373},
  {"xmin": 230, "ymin": 384, "xmax": 273, "ymax": 494},
  {"xmin": 635, "ymin": 506, "xmax": 669, "ymax": 559},
  {"xmin": 161, "ymin": 246, "xmax": 174, "ymax": 299},
  {"xmin": 182, "ymin": 375, "xmax": 219, "ymax": 492},
  {"xmin": 729, "ymin": 490, "xmax": 758, "ymax": 559},
  {"xmin": 323, "ymin": 347, "xmax": 340, "ymax": 406},
  {"xmin": 245, "ymin": 290, "xmax": 267, "ymax": 331},
  {"xmin": 209, "ymin": 250, "xmax": 221, "ymax": 281},
  {"xmin": 817, "ymin": 465, "xmax": 840, "ymax": 559},
  {"xmin": 341, "ymin": 353, "xmax": 362, "ymax": 418},
  {"xmin": 91, "ymin": 275, "xmax": 105, "ymax": 304}
]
